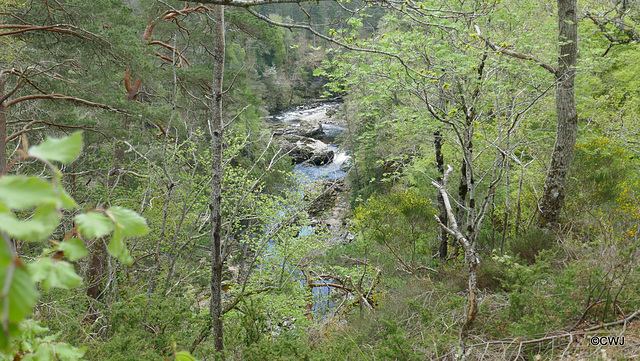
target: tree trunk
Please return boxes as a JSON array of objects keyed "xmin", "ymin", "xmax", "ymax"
[
  {"xmin": 538, "ymin": 0, "xmax": 578, "ymax": 229},
  {"xmin": 85, "ymin": 239, "xmax": 106, "ymax": 321},
  {"xmin": 209, "ymin": 4, "xmax": 225, "ymax": 353},
  {"xmin": 432, "ymin": 166, "xmax": 479, "ymax": 355},
  {"xmin": 434, "ymin": 131, "xmax": 448, "ymax": 262},
  {"xmin": 0, "ymin": 75, "xmax": 7, "ymax": 174}
]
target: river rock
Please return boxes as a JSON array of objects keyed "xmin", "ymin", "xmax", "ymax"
[
  {"xmin": 278, "ymin": 135, "xmax": 333, "ymax": 164},
  {"xmin": 298, "ymin": 118, "xmax": 324, "ymax": 138},
  {"xmin": 308, "ymin": 149, "xmax": 334, "ymax": 166},
  {"xmin": 271, "ymin": 119, "xmax": 324, "ymax": 139},
  {"xmin": 307, "ymin": 179, "xmax": 344, "ymax": 217}
]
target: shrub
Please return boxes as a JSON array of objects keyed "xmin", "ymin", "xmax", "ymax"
[{"xmin": 509, "ymin": 228, "xmax": 555, "ymax": 265}]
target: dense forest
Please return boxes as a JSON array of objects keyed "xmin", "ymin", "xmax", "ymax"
[{"xmin": 1, "ymin": 0, "xmax": 639, "ymax": 360}]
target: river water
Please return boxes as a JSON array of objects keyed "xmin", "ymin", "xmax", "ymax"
[
  {"xmin": 269, "ymin": 102, "xmax": 350, "ymax": 183},
  {"xmin": 268, "ymin": 101, "xmax": 349, "ymax": 316}
]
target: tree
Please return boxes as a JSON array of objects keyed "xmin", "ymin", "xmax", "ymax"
[
  {"xmin": 537, "ymin": 0, "xmax": 579, "ymax": 228},
  {"xmin": 209, "ymin": 4, "xmax": 226, "ymax": 353},
  {"xmin": 0, "ymin": 132, "xmax": 168, "ymax": 358},
  {"xmin": 473, "ymin": 0, "xmax": 578, "ymax": 228}
]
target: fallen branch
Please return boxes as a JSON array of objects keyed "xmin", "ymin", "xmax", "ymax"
[{"xmin": 466, "ymin": 306, "xmax": 640, "ymax": 352}]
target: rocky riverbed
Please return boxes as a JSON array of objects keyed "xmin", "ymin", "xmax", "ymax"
[{"xmin": 266, "ymin": 101, "xmax": 353, "ymax": 244}]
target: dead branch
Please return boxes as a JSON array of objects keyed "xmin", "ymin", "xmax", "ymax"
[
  {"xmin": 467, "ymin": 306, "xmax": 640, "ymax": 353},
  {"xmin": 124, "ymin": 68, "xmax": 142, "ymax": 101},
  {"xmin": 148, "ymin": 41, "xmax": 192, "ymax": 67},
  {"xmin": 162, "ymin": 4, "xmax": 214, "ymax": 21},
  {"xmin": 432, "ymin": 165, "xmax": 480, "ymax": 354}
]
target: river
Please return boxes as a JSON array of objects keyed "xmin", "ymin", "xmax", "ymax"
[
  {"xmin": 268, "ymin": 101, "xmax": 350, "ymax": 316},
  {"xmin": 269, "ymin": 101, "xmax": 350, "ymax": 183}
]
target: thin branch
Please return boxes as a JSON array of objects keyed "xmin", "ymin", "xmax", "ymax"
[
  {"xmin": 148, "ymin": 41, "xmax": 192, "ymax": 66},
  {"xmin": 6, "ymin": 93, "xmax": 131, "ymax": 115},
  {"xmin": 474, "ymin": 25, "xmax": 556, "ymax": 75},
  {"xmin": 0, "ymin": 23, "xmax": 109, "ymax": 44},
  {"xmin": 6, "ymin": 119, "xmax": 109, "ymax": 142}
]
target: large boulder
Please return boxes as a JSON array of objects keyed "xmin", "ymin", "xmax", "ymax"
[
  {"xmin": 298, "ymin": 118, "xmax": 324, "ymax": 138},
  {"xmin": 271, "ymin": 119, "xmax": 324, "ymax": 139},
  {"xmin": 278, "ymin": 135, "xmax": 333, "ymax": 165},
  {"xmin": 308, "ymin": 149, "xmax": 334, "ymax": 166}
]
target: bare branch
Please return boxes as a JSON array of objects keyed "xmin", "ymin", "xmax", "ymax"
[
  {"xmin": 0, "ymin": 23, "xmax": 109, "ymax": 45},
  {"xmin": 244, "ymin": 8, "xmax": 438, "ymax": 82},
  {"xmin": 6, "ymin": 119, "xmax": 109, "ymax": 142},
  {"xmin": 6, "ymin": 93, "xmax": 131, "ymax": 115},
  {"xmin": 474, "ymin": 25, "xmax": 556, "ymax": 75},
  {"xmin": 148, "ymin": 40, "xmax": 192, "ymax": 66}
]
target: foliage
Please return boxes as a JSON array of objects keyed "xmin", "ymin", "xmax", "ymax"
[
  {"xmin": 508, "ymin": 228, "xmax": 556, "ymax": 265},
  {"xmin": 0, "ymin": 133, "xmax": 199, "ymax": 359},
  {"xmin": 2, "ymin": 0, "xmax": 640, "ymax": 359},
  {"xmin": 86, "ymin": 294, "xmax": 199, "ymax": 360},
  {"xmin": 352, "ymin": 188, "xmax": 437, "ymax": 273}
]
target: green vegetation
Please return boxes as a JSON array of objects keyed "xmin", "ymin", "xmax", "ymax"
[{"xmin": 1, "ymin": 0, "xmax": 640, "ymax": 359}]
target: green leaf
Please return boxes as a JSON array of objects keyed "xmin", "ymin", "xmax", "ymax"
[
  {"xmin": 31, "ymin": 343, "xmax": 53, "ymax": 361},
  {"xmin": 175, "ymin": 351, "xmax": 196, "ymax": 361},
  {"xmin": 42, "ymin": 261, "xmax": 83, "ymax": 291},
  {"xmin": 28, "ymin": 258, "xmax": 82, "ymax": 291},
  {"xmin": 107, "ymin": 206, "xmax": 149, "ymax": 237},
  {"xmin": 53, "ymin": 174, "xmax": 78, "ymax": 209},
  {"xmin": 107, "ymin": 229, "xmax": 133, "ymax": 265},
  {"xmin": 0, "ymin": 176, "xmax": 59, "ymax": 210},
  {"xmin": 28, "ymin": 257, "xmax": 54, "ymax": 283},
  {"xmin": 28, "ymin": 131, "xmax": 82, "ymax": 164},
  {"xmin": 0, "ymin": 204, "xmax": 61, "ymax": 242},
  {"xmin": 54, "ymin": 343, "xmax": 86, "ymax": 361},
  {"xmin": 75, "ymin": 212, "xmax": 114, "ymax": 238},
  {"xmin": 0, "ymin": 237, "xmax": 11, "ymax": 268},
  {"xmin": 58, "ymin": 238, "xmax": 87, "ymax": 261},
  {"xmin": 0, "ymin": 263, "xmax": 39, "ymax": 343}
]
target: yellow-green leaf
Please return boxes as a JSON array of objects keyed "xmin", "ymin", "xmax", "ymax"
[
  {"xmin": 75, "ymin": 212, "xmax": 114, "ymax": 238},
  {"xmin": 58, "ymin": 238, "xmax": 87, "ymax": 261},
  {"xmin": 28, "ymin": 132, "xmax": 82, "ymax": 164},
  {"xmin": 107, "ymin": 206, "xmax": 149, "ymax": 237}
]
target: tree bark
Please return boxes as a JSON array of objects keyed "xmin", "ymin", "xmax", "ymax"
[
  {"xmin": 85, "ymin": 238, "xmax": 106, "ymax": 322},
  {"xmin": 432, "ymin": 166, "xmax": 479, "ymax": 355},
  {"xmin": 434, "ymin": 131, "xmax": 448, "ymax": 262},
  {"xmin": 538, "ymin": 0, "xmax": 578, "ymax": 229},
  {"xmin": 209, "ymin": 4, "xmax": 225, "ymax": 353},
  {"xmin": 0, "ymin": 75, "xmax": 6, "ymax": 174}
]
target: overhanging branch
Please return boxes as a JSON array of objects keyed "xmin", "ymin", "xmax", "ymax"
[
  {"xmin": 6, "ymin": 93, "xmax": 132, "ymax": 115},
  {"xmin": 474, "ymin": 25, "xmax": 556, "ymax": 75}
]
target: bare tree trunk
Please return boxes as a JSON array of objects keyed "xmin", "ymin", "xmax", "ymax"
[
  {"xmin": 515, "ymin": 161, "xmax": 526, "ymax": 237},
  {"xmin": 538, "ymin": 0, "xmax": 578, "ymax": 229},
  {"xmin": 500, "ymin": 158, "xmax": 510, "ymax": 253},
  {"xmin": 209, "ymin": 4, "xmax": 225, "ymax": 353},
  {"xmin": 432, "ymin": 166, "xmax": 479, "ymax": 356}
]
